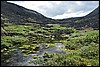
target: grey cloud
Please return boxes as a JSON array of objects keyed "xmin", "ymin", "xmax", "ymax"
[
  {"xmin": 39, "ymin": 1, "xmax": 99, "ymax": 18},
  {"xmin": 8, "ymin": 1, "xmax": 99, "ymax": 19},
  {"xmin": 38, "ymin": 3, "xmax": 66, "ymax": 17}
]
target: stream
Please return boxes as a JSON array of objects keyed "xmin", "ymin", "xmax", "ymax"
[{"xmin": 1, "ymin": 43, "xmax": 66, "ymax": 66}]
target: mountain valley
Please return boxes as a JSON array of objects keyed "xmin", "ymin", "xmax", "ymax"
[{"xmin": 1, "ymin": 1, "xmax": 99, "ymax": 66}]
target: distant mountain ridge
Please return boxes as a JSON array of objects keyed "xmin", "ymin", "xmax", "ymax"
[
  {"xmin": 56, "ymin": 6, "xmax": 99, "ymax": 29},
  {"xmin": 1, "ymin": 1, "xmax": 99, "ymax": 29}
]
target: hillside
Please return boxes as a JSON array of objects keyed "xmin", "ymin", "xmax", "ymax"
[
  {"xmin": 1, "ymin": 1, "xmax": 54, "ymax": 24},
  {"xmin": 85, "ymin": 6, "xmax": 99, "ymax": 18},
  {"xmin": 57, "ymin": 6, "xmax": 99, "ymax": 29}
]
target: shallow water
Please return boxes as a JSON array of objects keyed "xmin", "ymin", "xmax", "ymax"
[
  {"xmin": 1, "ymin": 43, "xmax": 66, "ymax": 66},
  {"xmin": 44, "ymin": 43, "xmax": 66, "ymax": 54}
]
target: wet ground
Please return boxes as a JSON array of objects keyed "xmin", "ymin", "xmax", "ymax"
[{"xmin": 1, "ymin": 43, "xmax": 66, "ymax": 66}]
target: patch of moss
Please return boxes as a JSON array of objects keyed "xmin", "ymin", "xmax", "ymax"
[
  {"xmin": 46, "ymin": 43, "xmax": 55, "ymax": 48},
  {"xmin": 32, "ymin": 56, "xmax": 38, "ymax": 59}
]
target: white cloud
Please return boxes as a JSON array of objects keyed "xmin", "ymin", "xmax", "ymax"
[
  {"xmin": 52, "ymin": 11, "xmax": 91, "ymax": 19},
  {"xmin": 75, "ymin": 1, "xmax": 83, "ymax": 5},
  {"xmin": 7, "ymin": 1, "xmax": 99, "ymax": 19}
]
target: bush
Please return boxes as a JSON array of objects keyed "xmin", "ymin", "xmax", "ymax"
[
  {"xmin": 11, "ymin": 36, "xmax": 29, "ymax": 44},
  {"xmin": 84, "ymin": 31, "xmax": 99, "ymax": 44},
  {"xmin": 33, "ymin": 52, "xmax": 99, "ymax": 66},
  {"xmin": 64, "ymin": 36, "xmax": 85, "ymax": 50},
  {"xmin": 1, "ymin": 36, "xmax": 13, "ymax": 48},
  {"xmin": 64, "ymin": 30, "xmax": 99, "ymax": 50},
  {"xmin": 79, "ymin": 45, "xmax": 99, "ymax": 59}
]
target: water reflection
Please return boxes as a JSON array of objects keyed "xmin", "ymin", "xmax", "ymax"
[{"xmin": 1, "ymin": 43, "xmax": 66, "ymax": 66}]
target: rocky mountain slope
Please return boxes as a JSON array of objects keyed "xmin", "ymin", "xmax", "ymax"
[
  {"xmin": 57, "ymin": 6, "xmax": 99, "ymax": 29},
  {"xmin": 1, "ymin": 1, "xmax": 54, "ymax": 24}
]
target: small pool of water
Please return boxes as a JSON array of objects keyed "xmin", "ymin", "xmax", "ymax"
[{"xmin": 1, "ymin": 43, "xmax": 66, "ymax": 66}]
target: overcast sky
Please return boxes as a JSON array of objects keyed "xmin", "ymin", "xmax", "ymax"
[{"xmin": 8, "ymin": 1, "xmax": 99, "ymax": 19}]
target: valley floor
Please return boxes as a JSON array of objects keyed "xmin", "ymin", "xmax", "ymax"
[{"xmin": 1, "ymin": 22, "xmax": 99, "ymax": 66}]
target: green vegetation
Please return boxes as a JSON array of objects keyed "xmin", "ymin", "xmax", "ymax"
[
  {"xmin": 31, "ymin": 28, "xmax": 99, "ymax": 66},
  {"xmin": 32, "ymin": 55, "xmax": 38, "ymax": 59},
  {"xmin": 1, "ymin": 1, "xmax": 99, "ymax": 66},
  {"xmin": 1, "ymin": 22, "xmax": 99, "ymax": 66},
  {"xmin": 46, "ymin": 43, "xmax": 55, "ymax": 48}
]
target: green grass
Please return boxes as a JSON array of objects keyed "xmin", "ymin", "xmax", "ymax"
[{"xmin": 1, "ymin": 23, "xmax": 99, "ymax": 66}]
